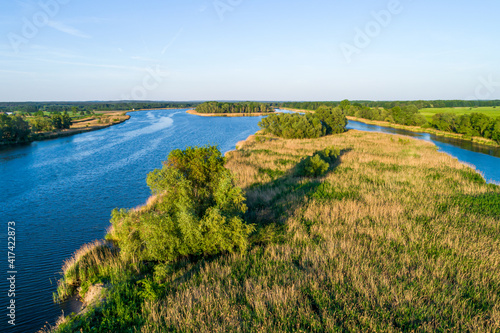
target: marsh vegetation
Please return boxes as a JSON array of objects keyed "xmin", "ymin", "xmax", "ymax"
[{"xmin": 49, "ymin": 128, "xmax": 500, "ymax": 332}]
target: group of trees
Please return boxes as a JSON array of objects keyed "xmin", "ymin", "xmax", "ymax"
[
  {"xmin": 430, "ymin": 113, "xmax": 500, "ymax": 142},
  {"xmin": 277, "ymin": 100, "xmax": 500, "ymax": 144},
  {"xmin": 258, "ymin": 106, "xmax": 347, "ymax": 139},
  {"xmin": 107, "ymin": 146, "xmax": 254, "ymax": 263},
  {"xmin": 345, "ymin": 103, "xmax": 427, "ymax": 126},
  {"xmin": 0, "ymin": 112, "xmax": 73, "ymax": 144},
  {"xmin": 0, "ymin": 114, "xmax": 31, "ymax": 143},
  {"xmin": 0, "ymin": 101, "xmax": 199, "ymax": 115},
  {"xmin": 29, "ymin": 112, "xmax": 72, "ymax": 132},
  {"xmin": 196, "ymin": 102, "xmax": 274, "ymax": 114},
  {"xmin": 280, "ymin": 100, "xmax": 500, "ymax": 110}
]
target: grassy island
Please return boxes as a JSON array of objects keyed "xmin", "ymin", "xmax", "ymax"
[{"xmin": 49, "ymin": 128, "xmax": 500, "ymax": 332}]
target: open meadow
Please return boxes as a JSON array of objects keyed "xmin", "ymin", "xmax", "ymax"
[{"xmin": 420, "ymin": 107, "xmax": 500, "ymax": 120}]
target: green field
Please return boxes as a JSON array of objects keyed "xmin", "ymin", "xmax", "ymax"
[{"xmin": 420, "ymin": 107, "xmax": 500, "ymax": 120}]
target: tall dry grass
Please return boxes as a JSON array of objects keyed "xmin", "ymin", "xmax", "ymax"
[
  {"xmin": 141, "ymin": 130, "xmax": 500, "ymax": 332},
  {"xmin": 53, "ymin": 129, "xmax": 500, "ymax": 332}
]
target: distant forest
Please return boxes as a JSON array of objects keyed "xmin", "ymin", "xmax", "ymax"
[
  {"xmin": 280, "ymin": 100, "xmax": 500, "ymax": 110},
  {"xmin": 196, "ymin": 102, "xmax": 274, "ymax": 114},
  {"xmin": 0, "ymin": 101, "xmax": 199, "ymax": 114},
  {"xmin": 2, "ymin": 100, "xmax": 500, "ymax": 115}
]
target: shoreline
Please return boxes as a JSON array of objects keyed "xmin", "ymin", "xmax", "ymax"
[
  {"xmin": 278, "ymin": 108, "xmax": 499, "ymax": 148},
  {"xmin": 346, "ymin": 116, "xmax": 500, "ymax": 148},
  {"xmin": 186, "ymin": 109, "xmax": 274, "ymax": 117},
  {"xmin": 0, "ymin": 112, "xmax": 131, "ymax": 147}
]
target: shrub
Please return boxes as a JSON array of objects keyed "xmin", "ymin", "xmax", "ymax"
[
  {"xmin": 296, "ymin": 147, "xmax": 340, "ymax": 177},
  {"xmin": 108, "ymin": 146, "xmax": 254, "ymax": 263}
]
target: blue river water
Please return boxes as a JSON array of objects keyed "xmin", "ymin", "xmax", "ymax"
[
  {"xmin": 0, "ymin": 109, "xmax": 498, "ymax": 332},
  {"xmin": 0, "ymin": 109, "xmax": 264, "ymax": 332}
]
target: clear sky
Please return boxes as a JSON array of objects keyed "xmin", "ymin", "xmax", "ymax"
[{"xmin": 0, "ymin": 0, "xmax": 499, "ymax": 102}]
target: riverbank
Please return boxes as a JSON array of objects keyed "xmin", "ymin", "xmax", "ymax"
[
  {"xmin": 48, "ymin": 129, "xmax": 500, "ymax": 332},
  {"xmin": 186, "ymin": 109, "xmax": 274, "ymax": 117},
  {"xmin": 281, "ymin": 107, "xmax": 500, "ymax": 148},
  {"xmin": 1, "ymin": 112, "xmax": 130, "ymax": 147},
  {"xmin": 346, "ymin": 116, "xmax": 500, "ymax": 148}
]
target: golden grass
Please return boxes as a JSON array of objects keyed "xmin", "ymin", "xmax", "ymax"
[{"xmin": 140, "ymin": 129, "xmax": 500, "ymax": 332}]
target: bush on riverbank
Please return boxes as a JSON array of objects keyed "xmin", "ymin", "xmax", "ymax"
[{"xmin": 107, "ymin": 145, "xmax": 254, "ymax": 263}]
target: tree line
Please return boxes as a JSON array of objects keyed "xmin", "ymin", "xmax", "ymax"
[
  {"xmin": 258, "ymin": 106, "xmax": 347, "ymax": 139},
  {"xmin": 277, "ymin": 100, "xmax": 500, "ymax": 144},
  {"xmin": 281, "ymin": 99, "xmax": 500, "ymax": 110},
  {"xmin": 0, "ymin": 112, "xmax": 73, "ymax": 144},
  {"xmin": 430, "ymin": 112, "xmax": 500, "ymax": 142},
  {"xmin": 195, "ymin": 102, "xmax": 274, "ymax": 114},
  {"xmin": 0, "ymin": 101, "xmax": 199, "ymax": 114}
]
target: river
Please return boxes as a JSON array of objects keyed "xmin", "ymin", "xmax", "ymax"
[{"xmin": 0, "ymin": 110, "xmax": 499, "ymax": 332}]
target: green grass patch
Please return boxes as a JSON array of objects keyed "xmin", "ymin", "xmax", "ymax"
[{"xmin": 420, "ymin": 107, "xmax": 500, "ymax": 121}]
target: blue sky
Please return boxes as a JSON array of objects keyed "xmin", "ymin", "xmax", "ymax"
[{"xmin": 0, "ymin": 0, "xmax": 499, "ymax": 102}]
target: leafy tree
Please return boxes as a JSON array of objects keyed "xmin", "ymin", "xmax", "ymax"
[
  {"xmin": 491, "ymin": 118, "xmax": 500, "ymax": 143},
  {"xmin": 315, "ymin": 106, "xmax": 347, "ymax": 134},
  {"xmin": 0, "ymin": 114, "xmax": 31, "ymax": 143},
  {"xmin": 430, "ymin": 113, "xmax": 458, "ymax": 132},
  {"xmin": 339, "ymin": 99, "xmax": 351, "ymax": 112},
  {"xmin": 30, "ymin": 116, "xmax": 53, "ymax": 132},
  {"xmin": 108, "ymin": 146, "xmax": 254, "ymax": 263},
  {"xmin": 51, "ymin": 112, "xmax": 72, "ymax": 130}
]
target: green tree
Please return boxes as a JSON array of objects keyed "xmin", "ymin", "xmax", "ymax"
[
  {"xmin": 108, "ymin": 146, "xmax": 254, "ymax": 263},
  {"xmin": 0, "ymin": 114, "xmax": 31, "ymax": 143},
  {"xmin": 339, "ymin": 99, "xmax": 351, "ymax": 113},
  {"xmin": 315, "ymin": 106, "xmax": 347, "ymax": 134}
]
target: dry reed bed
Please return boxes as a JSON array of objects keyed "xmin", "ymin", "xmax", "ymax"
[{"xmin": 142, "ymin": 130, "xmax": 500, "ymax": 332}]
